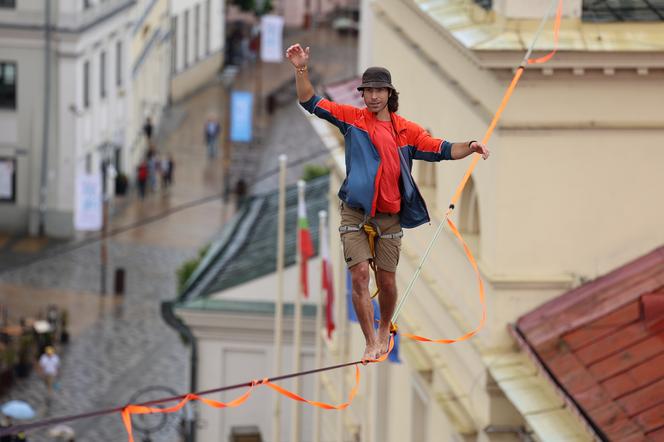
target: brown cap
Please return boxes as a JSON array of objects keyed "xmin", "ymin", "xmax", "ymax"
[{"xmin": 357, "ymin": 67, "xmax": 395, "ymax": 91}]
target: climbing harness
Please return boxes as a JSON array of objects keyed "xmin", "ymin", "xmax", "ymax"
[{"xmin": 339, "ymin": 214, "xmax": 403, "ymax": 299}]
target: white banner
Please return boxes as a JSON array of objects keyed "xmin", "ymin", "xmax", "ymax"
[
  {"xmin": 260, "ymin": 15, "xmax": 284, "ymax": 63},
  {"xmin": 75, "ymin": 173, "xmax": 102, "ymax": 231}
]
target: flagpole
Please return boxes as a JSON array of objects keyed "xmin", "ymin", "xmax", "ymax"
[
  {"xmin": 291, "ymin": 179, "xmax": 306, "ymax": 442},
  {"xmin": 273, "ymin": 154, "xmax": 287, "ymax": 442},
  {"xmin": 313, "ymin": 210, "xmax": 327, "ymax": 442}
]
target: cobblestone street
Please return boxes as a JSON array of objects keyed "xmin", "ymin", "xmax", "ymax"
[{"xmin": 0, "ymin": 26, "xmax": 356, "ymax": 441}]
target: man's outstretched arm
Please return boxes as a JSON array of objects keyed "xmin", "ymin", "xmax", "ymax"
[
  {"xmin": 451, "ymin": 141, "xmax": 490, "ymax": 160},
  {"xmin": 286, "ymin": 43, "xmax": 314, "ymax": 103}
]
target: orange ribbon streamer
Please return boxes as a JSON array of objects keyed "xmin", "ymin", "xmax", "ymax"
[
  {"xmin": 403, "ymin": 0, "xmax": 562, "ymax": 344},
  {"xmin": 121, "ymin": 336, "xmax": 394, "ymax": 441},
  {"xmin": 401, "ymin": 218, "xmax": 485, "ymax": 344},
  {"xmin": 527, "ymin": 0, "xmax": 563, "ymax": 65}
]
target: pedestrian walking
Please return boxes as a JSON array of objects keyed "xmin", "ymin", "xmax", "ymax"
[
  {"xmin": 161, "ymin": 154, "xmax": 175, "ymax": 189},
  {"xmin": 38, "ymin": 346, "xmax": 60, "ymax": 398},
  {"xmin": 204, "ymin": 116, "xmax": 221, "ymax": 159},
  {"xmin": 287, "ymin": 43, "xmax": 490, "ymax": 361},
  {"xmin": 234, "ymin": 178, "xmax": 247, "ymax": 209},
  {"xmin": 143, "ymin": 117, "xmax": 154, "ymax": 143},
  {"xmin": 137, "ymin": 160, "xmax": 148, "ymax": 199},
  {"xmin": 147, "ymin": 150, "xmax": 158, "ymax": 192}
]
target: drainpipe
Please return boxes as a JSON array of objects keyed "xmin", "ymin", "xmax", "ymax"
[
  {"xmin": 161, "ymin": 301, "xmax": 197, "ymax": 442},
  {"xmin": 38, "ymin": 0, "xmax": 52, "ymax": 236}
]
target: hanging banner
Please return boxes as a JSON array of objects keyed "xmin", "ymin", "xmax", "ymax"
[
  {"xmin": 75, "ymin": 173, "xmax": 103, "ymax": 231},
  {"xmin": 260, "ymin": 15, "xmax": 284, "ymax": 63},
  {"xmin": 230, "ymin": 91, "xmax": 253, "ymax": 143}
]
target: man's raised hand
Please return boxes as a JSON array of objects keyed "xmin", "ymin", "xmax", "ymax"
[{"xmin": 286, "ymin": 43, "xmax": 310, "ymax": 69}]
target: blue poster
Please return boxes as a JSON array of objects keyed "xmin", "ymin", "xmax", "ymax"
[{"xmin": 230, "ymin": 91, "xmax": 253, "ymax": 143}]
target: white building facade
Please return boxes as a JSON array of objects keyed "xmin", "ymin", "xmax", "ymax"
[
  {"xmin": 170, "ymin": 0, "xmax": 225, "ymax": 102},
  {"xmin": 0, "ymin": 0, "xmax": 135, "ymax": 237}
]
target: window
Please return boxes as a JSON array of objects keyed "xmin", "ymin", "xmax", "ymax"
[
  {"xmin": 583, "ymin": 0, "xmax": 664, "ymax": 22},
  {"xmin": 0, "ymin": 158, "xmax": 16, "ymax": 203},
  {"xmin": 0, "ymin": 0, "xmax": 16, "ymax": 8},
  {"xmin": 0, "ymin": 62, "xmax": 17, "ymax": 109},
  {"xmin": 205, "ymin": 0, "xmax": 211, "ymax": 55},
  {"xmin": 184, "ymin": 10, "xmax": 190, "ymax": 68},
  {"xmin": 116, "ymin": 41, "xmax": 123, "ymax": 87},
  {"xmin": 459, "ymin": 177, "xmax": 480, "ymax": 235},
  {"xmin": 83, "ymin": 61, "xmax": 90, "ymax": 108},
  {"xmin": 473, "ymin": 0, "xmax": 492, "ymax": 10},
  {"xmin": 459, "ymin": 176, "xmax": 480, "ymax": 255},
  {"xmin": 100, "ymin": 51, "xmax": 107, "ymax": 99},
  {"xmin": 195, "ymin": 4, "xmax": 201, "ymax": 61},
  {"xmin": 171, "ymin": 16, "xmax": 178, "ymax": 74}
]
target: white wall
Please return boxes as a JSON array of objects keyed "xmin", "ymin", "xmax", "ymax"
[{"xmin": 182, "ymin": 308, "xmax": 317, "ymax": 442}]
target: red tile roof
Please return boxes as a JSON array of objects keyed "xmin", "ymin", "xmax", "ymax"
[
  {"xmin": 516, "ymin": 246, "xmax": 664, "ymax": 441},
  {"xmin": 324, "ymin": 77, "xmax": 364, "ymax": 108}
]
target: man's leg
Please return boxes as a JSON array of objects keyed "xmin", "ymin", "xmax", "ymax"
[
  {"xmin": 350, "ymin": 262, "xmax": 380, "ymax": 360},
  {"xmin": 376, "ymin": 269, "xmax": 397, "ymax": 355}
]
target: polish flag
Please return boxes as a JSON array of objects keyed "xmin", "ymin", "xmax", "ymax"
[{"xmin": 298, "ymin": 181, "xmax": 314, "ymax": 297}]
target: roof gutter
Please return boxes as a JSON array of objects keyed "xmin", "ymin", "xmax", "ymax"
[
  {"xmin": 508, "ymin": 324, "xmax": 607, "ymax": 442},
  {"xmin": 161, "ymin": 301, "xmax": 197, "ymax": 442}
]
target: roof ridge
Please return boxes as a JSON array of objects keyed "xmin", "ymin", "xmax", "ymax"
[{"xmin": 178, "ymin": 197, "xmax": 267, "ymax": 303}]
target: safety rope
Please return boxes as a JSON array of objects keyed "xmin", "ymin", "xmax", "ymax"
[{"xmin": 392, "ymin": 0, "xmax": 563, "ymax": 340}]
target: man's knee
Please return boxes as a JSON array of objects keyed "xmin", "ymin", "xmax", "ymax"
[
  {"xmin": 350, "ymin": 262, "xmax": 370, "ymax": 295},
  {"xmin": 378, "ymin": 270, "xmax": 397, "ymax": 292}
]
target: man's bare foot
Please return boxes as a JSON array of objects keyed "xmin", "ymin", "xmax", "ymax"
[
  {"xmin": 362, "ymin": 342, "xmax": 381, "ymax": 363},
  {"xmin": 376, "ymin": 328, "xmax": 391, "ymax": 357}
]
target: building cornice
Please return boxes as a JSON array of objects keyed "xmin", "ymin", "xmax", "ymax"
[{"xmin": 0, "ymin": 0, "xmax": 135, "ymax": 35}]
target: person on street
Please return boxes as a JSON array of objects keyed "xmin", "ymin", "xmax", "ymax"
[
  {"xmin": 204, "ymin": 116, "xmax": 221, "ymax": 159},
  {"xmin": 38, "ymin": 346, "xmax": 60, "ymax": 398},
  {"xmin": 161, "ymin": 154, "xmax": 175, "ymax": 189},
  {"xmin": 136, "ymin": 160, "xmax": 148, "ymax": 199},
  {"xmin": 143, "ymin": 117, "xmax": 154, "ymax": 143},
  {"xmin": 287, "ymin": 43, "xmax": 490, "ymax": 361},
  {"xmin": 147, "ymin": 150, "xmax": 158, "ymax": 192}
]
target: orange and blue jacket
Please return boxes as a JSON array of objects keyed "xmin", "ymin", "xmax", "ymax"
[{"xmin": 300, "ymin": 95, "xmax": 453, "ymax": 228}]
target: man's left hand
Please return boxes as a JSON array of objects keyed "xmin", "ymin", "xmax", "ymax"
[{"xmin": 470, "ymin": 141, "xmax": 490, "ymax": 160}]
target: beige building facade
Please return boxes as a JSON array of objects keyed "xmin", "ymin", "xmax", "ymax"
[
  {"xmin": 128, "ymin": 0, "xmax": 171, "ymax": 168},
  {"xmin": 307, "ymin": 0, "xmax": 664, "ymax": 440}
]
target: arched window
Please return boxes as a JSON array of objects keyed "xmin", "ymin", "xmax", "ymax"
[{"xmin": 459, "ymin": 177, "xmax": 480, "ymax": 253}]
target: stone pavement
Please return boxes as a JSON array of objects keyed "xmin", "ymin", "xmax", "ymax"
[{"xmin": 0, "ymin": 26, "xmax": 357, "ymax": 441}]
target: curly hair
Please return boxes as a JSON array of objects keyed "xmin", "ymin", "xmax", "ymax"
[{"xmin": 387, "ymin": 89, "xmax": 399, "ymax": 113}]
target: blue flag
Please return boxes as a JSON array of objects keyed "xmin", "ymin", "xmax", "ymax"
[{"xmin": 346, "ymin": 269, "xmax": 400, "ymax": 363}]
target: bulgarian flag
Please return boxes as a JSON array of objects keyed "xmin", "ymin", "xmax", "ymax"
[
  {"xmin": 320, "ymin": 214, "xmax": 335, "ymax": 339},
  {"xmin": 298, "ymin": 181, "xmax": 315, "ymax": 297}
]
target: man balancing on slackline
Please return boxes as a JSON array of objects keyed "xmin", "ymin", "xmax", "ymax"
[{"xmin": 286, "ymin": 43, "xmax": 490, "ymax": 361}]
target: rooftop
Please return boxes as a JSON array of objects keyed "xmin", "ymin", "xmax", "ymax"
[
  {"xmin": 178, "ymin": 174, "xmax": 330, "ymax": 304},
  {"xmin": 413, "ymin": 0, "xmax": 664, "ymax": 53},
  {"xmin": 516, "ymin": 246, "xmax": 664, "ymax": 440}
]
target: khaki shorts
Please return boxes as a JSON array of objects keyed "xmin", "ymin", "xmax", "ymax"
[{"xmin": 339, "ymin": 203, "xmax": 402, "ymax": 272}]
